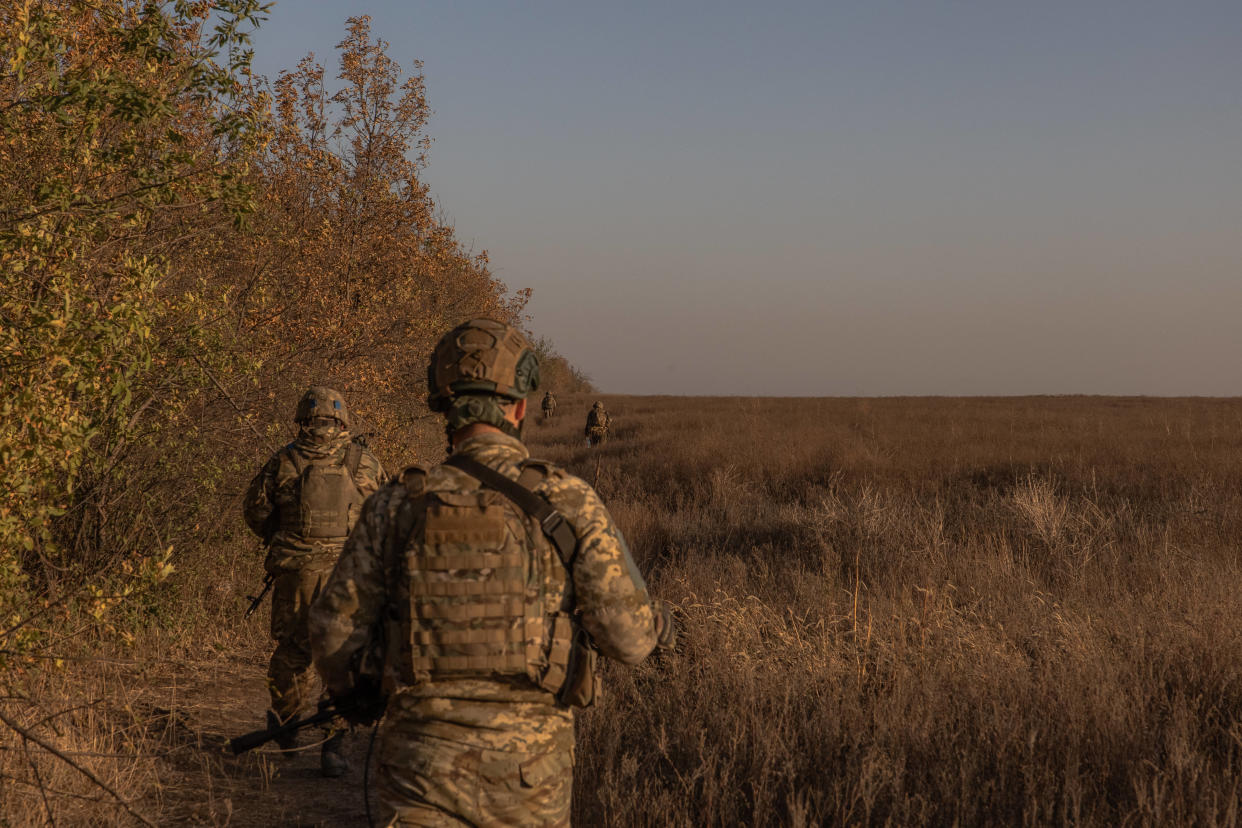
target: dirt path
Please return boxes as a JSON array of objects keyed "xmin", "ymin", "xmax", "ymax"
[{"xmin": 146, "ymin": 654, "xmax": 379, "ymax": 826}]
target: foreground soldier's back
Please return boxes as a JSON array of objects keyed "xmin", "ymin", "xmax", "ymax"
[{"xmin": 309, "ymin": 319, "xmax": 672, "ymax": 826}]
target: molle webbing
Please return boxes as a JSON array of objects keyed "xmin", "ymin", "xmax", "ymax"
[
  {"xmin": 410, "ymin": 579, "xmax": 525, "ymax": 597},
  {"xmin": 278, "ymin": 446, "xmax": 364, "ymax": 539},
  {"xmin": 437, "ymin": 455, "xmax": 577, "ymax": 693},
  {"xmin": 415, "ymin": 598, "xmax": 524, "ymax": 620},
  {"xmin": 408, "ymin": 620, "xmax": 537, "ymax": 673},
  {"xmin": 393, "ymin": 455, "xmax": 576, "ymax": 688},
  {"xmin": 442, "ymin": 454, "xmax": 578, "ymax": 568},
  {"xmin": 401, "ymin": 482, "xmax": 535, "ymax": 677},
  {"xmin": 421, "ymin": 552, "xmax": 523, "ymax": 570}
]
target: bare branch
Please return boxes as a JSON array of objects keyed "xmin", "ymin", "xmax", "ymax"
[{"xmin": 0, "ymin": 709, "xmax": 157, "ymax": 828}]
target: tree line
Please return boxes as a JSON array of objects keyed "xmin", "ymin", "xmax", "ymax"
[{"xmin": 0, "ymin": 2, "xmax": 591, "ymax": 664}]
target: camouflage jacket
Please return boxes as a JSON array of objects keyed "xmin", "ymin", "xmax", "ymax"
[
  {"xmin": 309, "ymin": 431, "xmax": 657, "ymax": 745},
  {"xmin": 586, "ymin": 408, "xmax": 610, "ymax": 430},
  {"xmin": 243, "ymin": 431, "xmax": 386, "ymax": 571}
]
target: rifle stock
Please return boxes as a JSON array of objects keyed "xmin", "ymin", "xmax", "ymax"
[{"xmin": 229, "ymin": 698, "xmax": 362, "ymax": 755}]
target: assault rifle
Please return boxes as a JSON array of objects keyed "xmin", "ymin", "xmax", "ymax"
[
  {"xmin": 244, "ymin": 571, "xmax": 276, "ymax": 619},
  {"xmin": 244, "ymin": 509, "xmax": 281, "ymax": 619},
  {"xmin": 228, "ymin": 692, "xmax": 386, "ymax": 755}
]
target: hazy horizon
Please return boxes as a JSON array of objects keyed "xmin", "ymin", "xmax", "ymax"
[{"xmin": 249, "ymin": 2, "xmax": 1242, "ymax": 396}]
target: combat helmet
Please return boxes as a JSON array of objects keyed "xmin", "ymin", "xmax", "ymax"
[
  {"xmin": 295, "ymin": 386, "xmax": 350, "ymax": 428},
  {"xmin": 427, "ymin": 319, "xmax": 540, "ymax": 439}
]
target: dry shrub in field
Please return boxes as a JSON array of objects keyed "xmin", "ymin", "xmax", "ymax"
[{"xmin": 525, "ymin": 396, "xmax": 1242, "ymax": 827}]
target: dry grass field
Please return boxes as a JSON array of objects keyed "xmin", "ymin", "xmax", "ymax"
[
  {"xmin": 5, "ymin": 394, "xmax": 1242, "ymax": 826},
  {"xmin": 530, "ymin": 395, "xmax": 1242, "ymax": 827}
]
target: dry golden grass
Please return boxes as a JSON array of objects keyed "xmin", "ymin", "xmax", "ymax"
[
  {"xmin": 529, "ymin": 395, "xmax": 1242, "ymax": 827},
  {"xmin": 6, "ymin": 395, "xmax": 1242, "ymax": 826}
]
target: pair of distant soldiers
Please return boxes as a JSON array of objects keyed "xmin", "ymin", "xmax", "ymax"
[
  {"xmin": 242, "ymin": 319, "xmax": 671, "ymax": 825},
  {"xmin": 541, "ymin": 391, "xmax": 613, "ymax": 448}
]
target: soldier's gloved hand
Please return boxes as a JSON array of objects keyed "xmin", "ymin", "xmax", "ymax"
[
  {"xmin": 330, "ymin": 678, "xmax": 387, "ymax": 727},
  {"xmin": 653, "ymin": 600, "xmax": 677, "ymax": 651}
]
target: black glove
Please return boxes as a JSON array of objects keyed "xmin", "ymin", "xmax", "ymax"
[
  {"xmin": 653, "ymin": 600, "xmax": 677, "ymax": 651},
  {"xmin": 328, "ymin": 679, "xmax": 387, "ymax": 727}
]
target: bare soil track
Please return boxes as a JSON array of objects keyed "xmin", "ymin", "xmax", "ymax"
[{"xmin": 145, "ymin": 655, "xmax": 375, "ymax": 827}]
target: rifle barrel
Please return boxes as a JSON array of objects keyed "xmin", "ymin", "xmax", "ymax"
[
  {"xmin": 244, "ymin": 572, "xmax": 276, "ymax": 619},
  {"xmin": 228, "ymin": 705, "xmax": 341, "ymax": 755}
]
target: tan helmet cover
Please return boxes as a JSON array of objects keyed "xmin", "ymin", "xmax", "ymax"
[
  {"xmin": 427, "ymin": 319, "xmax": 540, "ymax": 411},
  {"xmin": 295, "ymin": 386, "xmax": 350, "ymax": 428}
]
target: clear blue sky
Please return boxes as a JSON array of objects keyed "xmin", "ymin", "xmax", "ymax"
[{"xmin": 248, "ymin": 1, "xmax": 1242, "ymax": 396}]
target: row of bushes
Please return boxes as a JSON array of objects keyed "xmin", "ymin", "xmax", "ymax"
[{"xmin": 1, "ymin": 0, "xmax": 586, "ymax": 726}]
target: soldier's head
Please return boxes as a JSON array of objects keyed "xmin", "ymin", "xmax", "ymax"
[
  {"xmin": 295, "ymin": 386, "xmax": 350, "ymax": 442},
  {"xmin": 593, "ymin": 401, "xmax": 603, "ymax": 409},
  {"xmin": 427, "ymin": 318, "xmax": 540, "ymax": 443}
]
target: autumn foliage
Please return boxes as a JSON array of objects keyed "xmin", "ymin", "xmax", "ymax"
[{"xmin": 1, "ymin": 4, "xmax": 585, "ymax": 819}]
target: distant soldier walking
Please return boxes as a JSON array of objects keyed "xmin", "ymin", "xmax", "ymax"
[
  {"xmin": 309, "ymin": 319, "xmax": 674, "ymax": 826},
  {"xmin": 585, "ymin": 400, "xmax": 611, "ymax": 446},
  {"xmin": 541, "ymin": 389, "xmax": 557, "ymax": 421},
  {"xmin": 242, "ymin": 386, "xmax": 385, "ymax": 777}
]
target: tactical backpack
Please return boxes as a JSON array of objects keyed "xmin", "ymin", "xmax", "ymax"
[
  {"xmin": 277, "ymin": 442, "xmax": 367, "ymax": 540},
  {"xmin": 383, "ymin": 455, "xmax": 598, "ymax": 707}
]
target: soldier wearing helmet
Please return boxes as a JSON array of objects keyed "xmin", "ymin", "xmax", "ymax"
[
  {"xmin": 242, "ymin": 386, "xmax": 386, "ymax": 776},
  {"xmin": 585, "ymin": 399, "xmax": 611, "ymax": 446},
  {"xmin": 309, "ymin": 319, "xmax": 674, "ymax": 826},
  {"xmin": 541, "ymin": 389, "xmax": 557, "ymax": 421}
]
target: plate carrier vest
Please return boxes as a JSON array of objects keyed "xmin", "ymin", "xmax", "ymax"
[
  {"xmin": 383, "ymin": 454, "xmax": 581, "ymax": 700},
  {"xmin": 277, "ymin": 441, "xmax": 366, "ymax": 540}
]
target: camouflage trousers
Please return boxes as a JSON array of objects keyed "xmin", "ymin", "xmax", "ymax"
[
  {"xmin": 376, "ymin": 703, "xmax": 574, "ymax": 827},
  {"xmin": 268, "ymin": 564, "xmax": 332, "ymax": 722},
  {"xmin": 585, "ymin": 427, "xmax": 608, "ymax": 447}
]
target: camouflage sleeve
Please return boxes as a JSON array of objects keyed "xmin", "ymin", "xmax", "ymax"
[
  {"xmin": 541, "ymin": 473, "xmax": 656, "ymax": 665},
  {"xmin": 241, "ymin": 453, "xmax": 281, "ymax": 540},
  {"xmin": 309, "ymin": 488, "xmax": 392, "ymax": 698},
  {"xmin": 355, "ymin": 447, "xmax": 387, "ymax": 495}
]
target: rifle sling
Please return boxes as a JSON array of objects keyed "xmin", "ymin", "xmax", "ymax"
[{"xmin": 443, "ymin": 454, "xmax": 578, "ymax": 570}]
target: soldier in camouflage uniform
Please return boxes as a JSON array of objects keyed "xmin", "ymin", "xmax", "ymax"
[
  {"xmin": 243, "ymin": 386, "xmax": 386, "ymax": 776},
  {"xmin": 584, "ymin": 401, "xmax": 610, "ymax": 446},
  {"xmin": 541, "ymin": 390, "xmax": 557, "ymax": 421},
  {"xmin": 310, "ymin": 319, "xmax": 674, "ymax": 826}
]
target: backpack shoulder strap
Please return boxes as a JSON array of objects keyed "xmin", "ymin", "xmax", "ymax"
[
  {"xmin": 443, "ymin": 454, "xmax": 578, "ymax": 569},
  {"xmin": 344, "ymin": 440, "xmax": 364, "ymax": 477},
  {"xmin": 281, "ymin": 443, "xmax": 307, "ymax": 478}
]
